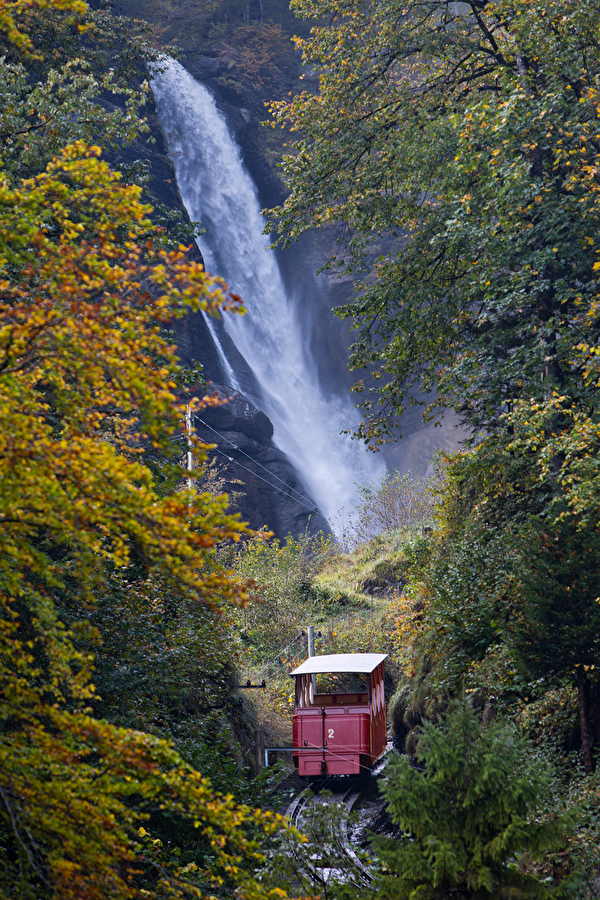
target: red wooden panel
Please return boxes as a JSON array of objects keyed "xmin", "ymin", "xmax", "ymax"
[
  {"xmin": 298, "ymin": 755, "xmax": 324, "ymax": 777},
  {"xmin": 294, "ymin": 707, "xmax": 374, "ymax": 775},
  {"xmin": 323, "ymin": 710, "xmax": 370, "ymax": 755},
  {"xmin": 295, "ymin": 709, "xmax": 323, "ymax": 749},
  {"xmin": 325, "ymin": 755, "xmax": 361, "ymax": 775}
]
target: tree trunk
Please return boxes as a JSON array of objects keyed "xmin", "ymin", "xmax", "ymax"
[
  {"xmin": 592, "ymin": 862, "xmax": 600, "ymax": 899},
  {"xmin": 577, "ymin": 667, "xmax": 594, "ymax": 775}
]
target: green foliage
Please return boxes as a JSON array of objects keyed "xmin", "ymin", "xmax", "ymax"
[
  {"xmin": 376, "ymin": 697, "xmax": 570, "ymax": 899},
  {"xmin": 505, "ymin": 393, "xmax": 600, "ymax": 532},
  {"xmin": 269, "ymin": 0, "xmax": 600, "ymax": 447},
  {"xmin": 0, "ymin": 0, "xmax": 86, "ymax": 50},
  {"xmin": 74, "ymin": 571, "xmax": 268, "ymax": 799},
  {"xmin": 0, "ymin": 2, "xmax": 158, "ymax": 177},
  {"xmin": 421, "ymin": 522, "xmax": 519, "ymax": 691},
  {"xmin": 511, "ymin": 524, "xmax": 600, "ymax": 680},
  {"xmin": 262, "ymin": 0, "xmax": 600, "ymax": 867},
  {"xmin": 0, "ymin": 132, "xmax": 276, "ymax": 897},
  {"xmin": 563, "ymin": 768, "xmax": 600, "ymax": 893},
  {"xmin": 0, "ymin": 2, "xmax": 197, "ymax": 249},
  {"xmin": 232, "ymin": 529, "xmax": 332, "ymax": 662}
]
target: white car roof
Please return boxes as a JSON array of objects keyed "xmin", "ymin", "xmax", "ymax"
[{"xmin": 290, "ymin": 653, "xmax": 388, "ymax": 676}]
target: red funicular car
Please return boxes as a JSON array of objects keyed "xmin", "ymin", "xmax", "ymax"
[{"xmin": 290, "ymin": 653, "xmax": 388, "ymax": 777}]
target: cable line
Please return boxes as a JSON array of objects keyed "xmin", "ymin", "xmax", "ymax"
[
  {"xmin": 195, "ymin": 415, "xmax": 317, "ymax": 509},
  {"xmin": 208, "ymin": 445, "xmax": 321, "ymax": 515},
  {"xmin": 254, "ymin": 631, "xmax": 308, "ymax": 680}
]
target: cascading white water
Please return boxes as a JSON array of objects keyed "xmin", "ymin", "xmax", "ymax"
[
  {"xmin": 151, "ymin": 58, "xmax": 383, "ymax": 525},
  {"xmin": 203, "ymin": 315, "xmax": 241, "ymax": 392}
]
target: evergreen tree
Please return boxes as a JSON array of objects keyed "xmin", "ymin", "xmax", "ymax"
[
  {"xmin": 511, "ymin": 522, "xmax": 600, "ymax": 775},
  {"xmin": 376, "ymin": 697, "xmax": 568, "ymax": 899}
]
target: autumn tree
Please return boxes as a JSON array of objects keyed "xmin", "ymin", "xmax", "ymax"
[
  {"xmin": 0, "ymin": 2, "xmax": 293, "ymax": 898},
  {"xmin": 0, "ymin": 0, "xmax": 194, "ymax": 243},
  {"xmin": 0, "ymin": 10, "xmax": 143, "ymax": 178},
  {"xmin": 0, "ymin": 137, "xmax": 266, "ymax": 900}
]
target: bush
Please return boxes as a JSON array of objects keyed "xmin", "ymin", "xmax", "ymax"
[{"xmin": 334, "ymin": 471, "xmax": 435, "ymax": 550}]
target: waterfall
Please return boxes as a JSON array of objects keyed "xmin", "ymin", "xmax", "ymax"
[
  {"xmin": 203, "ymin": 315, "xmax": 241, "ymax": 392},
  {"xmin": 151, "ymin": 58, "xmax": 383, "ymax": 526}
]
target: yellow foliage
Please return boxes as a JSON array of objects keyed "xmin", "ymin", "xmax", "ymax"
[
  {"xmin": 0, "ymin": 6, "xmax": 294, "ymax": 896},
  {"xmin": 0, "ymin": 0, "xmax": 87, "ymax": 50}
]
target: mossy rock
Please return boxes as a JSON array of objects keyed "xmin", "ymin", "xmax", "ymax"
[{"xmin": 357, "ymin": 555, "xmax": 409, "ymax": 596}]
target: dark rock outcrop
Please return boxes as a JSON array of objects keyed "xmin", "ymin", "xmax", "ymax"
[{"xmin": 192, "ymin": 385, "xmax": 330, "ymax": 537}]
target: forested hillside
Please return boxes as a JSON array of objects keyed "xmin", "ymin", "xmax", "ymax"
[
  {"xmin": 269, "ymin": 0, "xmax": 600, "ymax": 755},
  {"xmin": 2, "ymin": 0, "xmax": 600, "ymax": 899},
  {"xmin": 266, "ymin": 0, "xmax": 600, "ymax": 892}
]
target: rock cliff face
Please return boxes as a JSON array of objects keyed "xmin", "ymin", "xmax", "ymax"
[
  {"xmin": 176, "ymin": 314, "xmax": 330, "ymax": 537},
  {"xmin": 191, "ymin": 385, "xmax": 330, "ymax": 536},
  {"xmin": 118, "ymin": 0, "xmax": 304, "ymax": 207}
]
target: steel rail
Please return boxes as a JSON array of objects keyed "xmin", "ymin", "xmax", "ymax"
[{"xmin": 285, "ymin": 781, "xmax": 373, "ymax": 889}]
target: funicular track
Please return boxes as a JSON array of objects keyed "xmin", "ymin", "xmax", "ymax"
[{"xmin": 285, "ymin": 778, "xmax": 374, "ymax": 889}]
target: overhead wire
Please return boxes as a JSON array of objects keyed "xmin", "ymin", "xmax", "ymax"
[
  {"xmin": 208, "ymin": 444, "xmax": 320, "ymax": 515},
  {"xmin": 179, "ymin": 414, "xmax": 321, "ymax": 515},
  {"xmin": 254, "ymin": 630, "xmax": 308, "ymax": 681},
  {"xmin": 195, "ymin": 415, "xmax": 313, "ymax": 507}
]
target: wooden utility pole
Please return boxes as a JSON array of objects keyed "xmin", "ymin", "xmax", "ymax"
[
  {"xmin": 185, "ymin": 406, "xmax": 194, "ymax": 492},
  {"xmin": 308, "ymin": 625, "xmax": 316, "ymax": 693},
  {"xmin": 254, "ymin": 728, "xmax": 265, "ymax": 771}
]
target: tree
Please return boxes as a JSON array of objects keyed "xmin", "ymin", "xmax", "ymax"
[
  {"xmin": 376, "ymin": 696, "xmax": 568, "ymax": 899},
  {"xmin": 510, "ymin": 522, "xmax": 600, "ymax": 776},
  {"xmin": 354, "ymin": 470, "xmax": 434, "ymax": 544},
  {"xmin": 269, "ymin": 0, "xmax": 600, "ymax": 777},
  {"xmin": 0, "ymin": 0, "xmax": 86, "ymax": 50},
  {"xmin": 268, "ymin": 0, "xmax": 600, "ymax": 445},
  {"xmin": 0, "ymin": 2, "xmax": 299, "ymax": 896},
  {"xmin": 0, "ymin": 135, "xmax": 275, "ymax": 900},
  {"xmin": 0, "ymin": 12, "xmax": 146, "ymax": 179},
  {"xmin": 75, "ymin": 570, "xmax": 256, "ymax": 795},
  {"xmin": 0, "ymin": 0, "xmax": 195, "ymax": 244}
]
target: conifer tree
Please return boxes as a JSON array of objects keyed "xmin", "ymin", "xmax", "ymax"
[
  {"xmin": 376, "ymin": 697, "xmax": 568, "ymax": 899},
  {"xmin": 511, "ymin": 523, "xmax": 600, "ymax": 776}
]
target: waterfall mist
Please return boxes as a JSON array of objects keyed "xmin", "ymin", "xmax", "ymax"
[{"xmin": 151, "ymin": 58, "xmax": 384, "ymax": 527}]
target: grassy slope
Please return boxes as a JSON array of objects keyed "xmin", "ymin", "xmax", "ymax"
[{"xmin": 235, "ymin": 528, "xmax": 420, "ymax": 754}]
